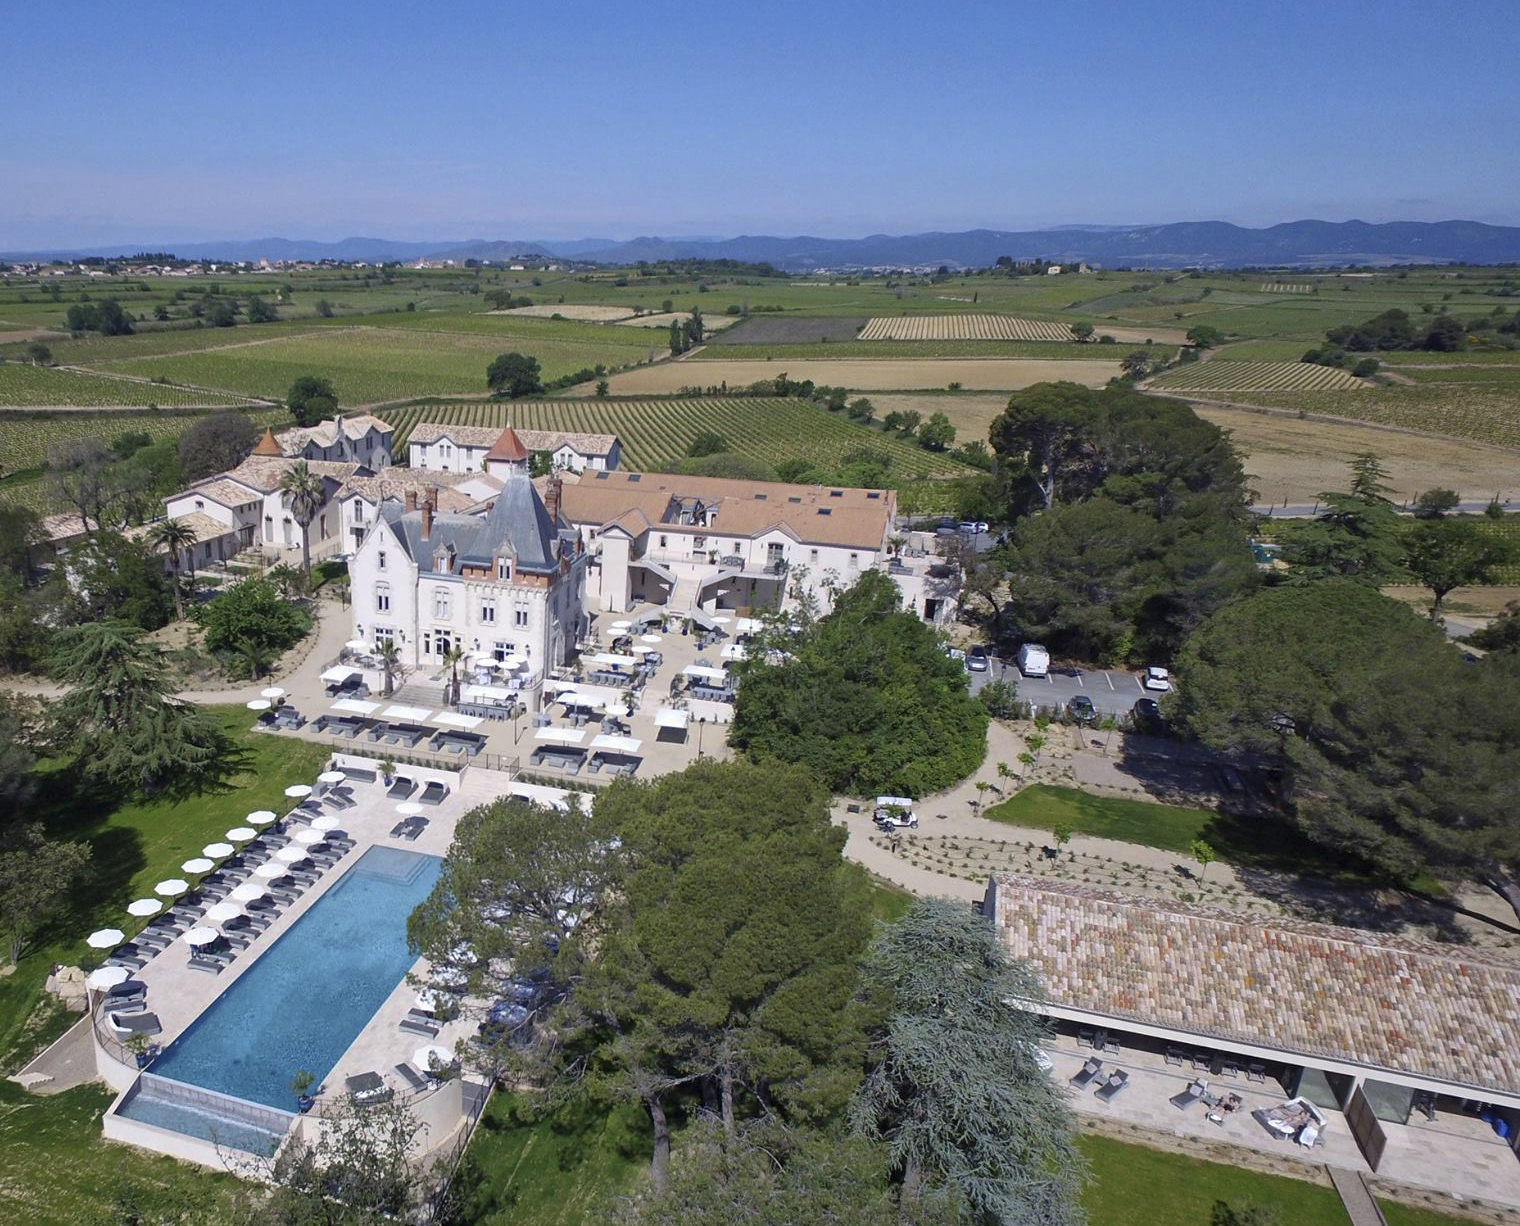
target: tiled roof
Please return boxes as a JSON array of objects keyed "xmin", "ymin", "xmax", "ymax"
[
  {"xmin": 221, "ymin": 456, "xmax": 364, "ymax": 493},
  {"xmin": 408, "ymin": 421, "xmax": 617, "ymax": 456},
  {"xmin": 125, "ymin": 512, "xmax": 231, "ymax": 547},
  {"xmin": 556, "ymin": 471, "xmax": 893, "ymax": 550},
  {"xmin": 986, "ymin": 874, "xmax": 1520, "ymax": 1096},
  {"xmin": 338, "ymin": 471, "xmax": 481, "ymax": 513},
  {"xmin": 190, "ymin": 478, "xmax": 264, "ymax": 508},
  {"xmin": 276, "ymin": 414, "xmax": 393, "ymax": 454},
  {"xmin": 39, "ymin": 513, "xmax": 88, "ymax": 542},
  {"xmin": 250, "ymin": 428, "xmax": 283, "ymax": 456}
]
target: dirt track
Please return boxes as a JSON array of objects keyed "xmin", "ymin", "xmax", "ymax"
[{"xmin": 598, "ymin": 357, "xmax": 1121, "ymax": 394}]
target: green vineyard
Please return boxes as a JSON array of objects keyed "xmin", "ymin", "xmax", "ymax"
[
  {"xmin": 1149, "ymin": 360, "xmax": 1367, "ymax": 393},
  {"xmin": 0, "ymin": 362, "xmax": 258, "ymax": 408},
  {"xmin": 383, "ymin": 398, "xmax": 974, "ymax": 477}
]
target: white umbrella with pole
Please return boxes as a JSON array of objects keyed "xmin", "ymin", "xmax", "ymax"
[
  {"xmin": 180, "ymin": 858, "xmax": 213, "ymax": 875},
  {"xmin": 310, "ymin": 814, "xmax": 341, "ymax": 831},
  {"xmin": 261, "ymin": 686, "xmax": 285, "ymax": 700},
  {"xmin": 247, "ymin": 810, "xmax": 277, "ymax": 826},
  {"xmin": 154, "ymin": 879, "xmax": 189, "ymax": 897},
  {"xmin": 246, "ymin": 699, "xmax": 271, "ymax": 711},
  {"xmin": 252, "ymin": 862, "xmax": 286, "ymax": 879},
  {"xmin": 413, "ymin": 1044, "xmax": 457, "ymax": 1074},
  {"xmin": 275, "ymin": 846, "xmax": 307, "ymax": 863},
  {"xmin": 86, "ymin": 928, "xmax": 124, "ymax": 949},
  {"xmin": 183, "ymin": 926, "xmax": 219, "ymax": 948},
  {"xmin": 205, "ymin": 901, "xmax": 242, "ymax": 924},
  {"xmin": 284, "ymin": 784, "xmax": 313, "ymax": 799},
  {"xmin": 126, "ymin": 899, "xmax": 162, "ymax": 918},
  {"xmin": 87, "ymin": 966, "xmax": 131, "ymax": 992},
  {"xmin": 225, "ymin": 827, "xmax": 257, "ymax": 843},
  {"xmin": 231, "ymin": 882, "xmax": 267, "ymax": 903},
  {"xmin": 202, "ymin": 842, "xmax": 234, "ymax": 859},
  {"xmin": 293, "ymin": 828, "xmax": 323, "ymax": 845}
]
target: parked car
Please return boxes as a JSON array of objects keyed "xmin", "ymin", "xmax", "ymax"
[
  {"xmin": 942, "ymin": 644, "xmax": 966, "ymax": 662},
  {"xmin": 873, "ymin": 796, "xmax": 919, "ymax": 830},
  {"xmin": 1132, "ymin": 697, "xmax": 1163, "ymax": 728},
  {"xmin": 1143, "ymin": 666, "xmax": 1172, "ymax": 692},
  {"xmin": 967, "ymin": 645, "xmax": 990, "ymax": 672},
  {"xmin": 1017, "ymin": 643, "xmax": 1050, "ymax": 677},
  {"xmin": 1067, "ymin": 695, "xmax": 1097, "ymax": 724},
  {"xmin": 959, "ymin": 520, "xmax": 990, "ymax": 535}
]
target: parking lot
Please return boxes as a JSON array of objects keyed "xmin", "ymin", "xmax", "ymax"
[{"xmin": 966, "ymin": 657, "xmax": 1166, "ymax": 718}]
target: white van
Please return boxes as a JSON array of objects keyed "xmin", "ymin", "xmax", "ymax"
[{"xmin": 1017, "ymin": 644, "xmax": 1050, "ymax": 677}]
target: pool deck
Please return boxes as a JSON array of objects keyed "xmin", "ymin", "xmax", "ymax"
[{"xmin": 97, "ymin": 766, "xmax": 511, "ymax": 1116}]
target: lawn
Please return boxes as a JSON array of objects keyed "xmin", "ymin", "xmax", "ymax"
[
  {"xmin": 985, "ymin": 784, "xmax": 1218, "ymax": 855},
  {"xmin": 0, "ymin": 706, "xmax": 329, "ymax": 1071},
  {"xmin": 0, "ymin": 1081, "xmax": 248, "ymax": 1225}
]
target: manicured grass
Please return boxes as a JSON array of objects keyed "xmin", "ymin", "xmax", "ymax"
[
  {"xmin": 985, "ymin": 784, "xmax": 1216, "ymax": 855},
  {"xmin": 867, "ymin": 876, "xmax": 914, "ymax": 924},
  {"xmin": 0, "ymin": 1081, "xmax": 247, "ymax": 1225},
  {"xmin": 449, "ymin": 1092, "xmax": 649, "ymax": 1226},
  {"xmin": 1080, "ymin": 1133, "xmax": 1350, "ymax": 1224},
  {"xmin": 0, "ymin": 706, "xmax": 329, "ymax": 1071}
]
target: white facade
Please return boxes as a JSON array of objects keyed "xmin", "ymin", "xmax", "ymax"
[
  {"xmin": 276, "ymin": 416, "xmax": 394, "ymax": 468},
  {"xmin": 408, "ymin": 425, "xmax": 620, "ymax": 475}
]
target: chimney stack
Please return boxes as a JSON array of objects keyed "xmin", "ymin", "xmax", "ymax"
[
  {"xmin": 545, "ymin": 471, "xmax": 563, "ymax": 523},
  {"xmin": 420, "ymin": 493, "xmax": 433, "ymax": 539},
  {"xmin": 404, "ymin": 490, "xmax": 417, "ymax": 512}
]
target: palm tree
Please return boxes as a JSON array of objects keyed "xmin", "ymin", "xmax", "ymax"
[
  {"xmin": 237, "ymin": 638, "xmax": 278, "ymax": 681},
  {"xmin": 441, "ymin": 645, "xmax": 466, "ymax": 705},
  {"xmin": 376, "ymin": 640, "xmax": 401, "ymax": 697},
  {"xmin": 148, "ymin": 518, "xmax": 198, "ymax": 621},
  {"xmin": 278, "ymin": 461, "xmax": 325, "ymax": 580}
]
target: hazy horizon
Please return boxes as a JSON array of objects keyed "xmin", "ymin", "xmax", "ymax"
[{"xmin": 4, "ymin": 0, "xmax": 1518, "ymax": 249}]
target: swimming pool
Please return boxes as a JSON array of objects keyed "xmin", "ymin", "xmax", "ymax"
[{"xmin": 126, "ymin": 845, "xmax": 442, "ymax": 1113}]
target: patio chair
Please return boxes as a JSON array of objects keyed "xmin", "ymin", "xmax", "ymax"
[
  {"xmin": 1170, "ymin": 1080, "xmax": 1208, "ymax": 1110},
  {"xmin": 402, "ymin": 820, "xmax": 428, "ymax": 842},
  {"xmin": 1069, "ymin": 1057, "xmax": 1103, "ymax": 1088},
  {"xmin": 1101, "ymin": 1033, "xmax": 1120, "ymax": 1054},
  {"xmin": 105, "ymin": 953, "xmax": 147, "ymax": 970},
  {"xmin": 1095, "ymin": 1070, "xmax": 1130, "ymax": 1103},
  {"xmin": 1246, "ymin": 1062, "xmax": 1267, "ymax": 1084},
  {"xmin": 104, "ymin": 982, "xmax": 147, "ymax": 1006},
  {"xmin": 345, "ymin": 1072, "xmax": 394, "ymax": 1107},
  {"xmin": 109, "ymin": 1011, "xmax": 162, "ymax": 1039},
  {"xmin": 1165, "ymin": 1045, "xmax": 1185, "ymax": 1066},
  {"xmin": 394, "ymin": 1062, "xmax": 428, "ymax": 1092},
  {"xmin": 1220, "ymin": 1058, "xmax": 1240, "ymax": 1079}
]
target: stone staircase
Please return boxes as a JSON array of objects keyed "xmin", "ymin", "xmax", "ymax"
[{"xmin": 668, "ymin": 575, "xmax": 702, "ymax": 614}]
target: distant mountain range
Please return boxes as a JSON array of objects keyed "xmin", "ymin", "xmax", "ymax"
[{"xmin": 8, "ymin": 219, "xmax": 1520, "ymax": 270}]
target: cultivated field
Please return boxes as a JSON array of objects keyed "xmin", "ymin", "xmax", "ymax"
[
  {"xmin": 612, "ymin": 310, "xmax": 743, "ymax": 332},
  {"xmin": 707, "ymin": 316, "xmax": 870, "ymax": 345},
  {"xmin": 0, "ymin": 363, "xmax": 258, "ymax": 408},
  {"xmin": 0, "ymin": 405, "xmax": 287, "ymax": 477},
  {"xmin": 1226, "ymin": 386, "xmax": 1520, "ymax": 449},
  {"xmin": 383, "ymin": 398, "xmax": 972, "ymax": 476},
  {"xmin": 89, "ymin": 326, "xmax": 657, "ymax": 405},
  {"xmin": 600, "ymin": 358, "xmax": 1122, "ymax": 394},
  {"xmin": 493, "ymin": 304, "xmax": 637, "ymax": 321},
  {"xmin": 1192, "ymin": 403, "xmax": 1520, "ymax": 505},
  {"xmin": 1149, "ymin": 360, "xmax": 1368, "ymax": 392},
  {"xmin": 860, "ymin": 313, "xmax": 1074, "ymax": 342},
  {"xmin": 691, "ymin": 340, "xmax": 1138, "ymax": 361}
]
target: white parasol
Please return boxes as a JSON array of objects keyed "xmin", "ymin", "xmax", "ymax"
[
  {"xmin": 183, "ymin": 926, "xmax": 219, "ymax": 947},
  {"xmin": 126, "ymin": 899, "xmax": 162, "ymax": 918},
  {"xmin": 86, "ymin": 928, "xmax": 124, "ymax": 949},
  {"xmin": 154, "ymin": 879, "xmax": 189, "ymax": 897}
]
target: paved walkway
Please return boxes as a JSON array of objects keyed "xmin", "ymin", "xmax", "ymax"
[
  {"xmin": 1330, "ymin": 1166, "xmax": 1390, "ymax": 1226},
  {"xmin": 10, "ymin": 1015, "xmax": 97, "ymax": 1094}
]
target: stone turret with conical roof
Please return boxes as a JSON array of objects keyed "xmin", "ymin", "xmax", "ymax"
[{"xmin": 250, "ymin": 427, "xmax": 284, "ymax": 457}]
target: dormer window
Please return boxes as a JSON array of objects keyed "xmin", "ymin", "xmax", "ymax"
[
  {"xmin": 435, "ymin": 548, "xmax": 452, "ymax": 573},
  {"xmin": 496, "ymin": 556, "xmax": 512, "ymax": 581}
]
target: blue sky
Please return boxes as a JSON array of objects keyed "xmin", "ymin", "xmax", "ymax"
[{"xmin": 3, "ymin": 0, "xmax": 1516, "ymax": 247}]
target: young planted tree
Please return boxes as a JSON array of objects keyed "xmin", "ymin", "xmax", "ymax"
[
  {"xmin": 852, "ymin": 899, "xmax": 1087, "ymax": 1226},
  {"xmin": 1190, "ymin": 839, "xmax": 1217, "ymax": 883},
  {"xmin": 278, "ymin": 461, "xmax": 325, "ymax": 580},
  {"xmin": 147, "ymin": 517, "xmax": 199, "ymax": 621}
]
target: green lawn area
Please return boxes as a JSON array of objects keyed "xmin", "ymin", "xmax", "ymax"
[
  {"xmin": 0, "ymin": 1081, "xmax": 247, "ymax": 1225},
  {"xmin": 0, "ymin": 706, "xmax": 328, "ymax": 1071},
  {"xmin": 985, "ymin": 784, "xmax": 1217, "ymax": 855}
]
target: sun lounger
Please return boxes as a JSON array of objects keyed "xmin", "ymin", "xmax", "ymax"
[
  {"xmin": 399, "ymin": 1015, "xmax": 440, "ymax": 1036},
  {"xmin": 345, "ymin": 1071, "xmax": 394, "ymax": 1106},
  {"xmin": 402, "ymin": 820, "xmax": 427, "ymax": 842},
  {"xmin": 387, "ymin": 776, "xmax": 416, "ymax": 800},
  {"xmin": 104, "ymin": 982, "xmax": 147, "ymax": 1005},
  {"xmin": 1171, "ymin": 1081, "xmax": 1208, "ymax": 1109},
  {"xmin": 419, "ymin": 780, "xmax": 448, "ymax": 806},
  {"xmin": 105, "ymin": 953, "xmax": 148, "ymax": 970},
  {"xmin": 188, "ymin": 956, "xmax": 226, "ymax": 974},
  {"xmin": 1095, "ymin": 1070, "xmax": 1129, "ymax": 1102},
  {"xmin": 394, "ymin": 1062, "xmax": 428, "ymax": 1092},
  {"xmin": 109, "ymin": 1011, "xmax": 162, "ymax": 1038},
  {"xmin": 1069, "ymin": 1057, "xmax": 1103, "ymax": 1088}
]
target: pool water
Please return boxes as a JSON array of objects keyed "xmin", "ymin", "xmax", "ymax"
[{"xmin": 129, "ymin": 845, "xmax": 442, "ymax": 1112}]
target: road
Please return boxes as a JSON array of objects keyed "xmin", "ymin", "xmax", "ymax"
[{"xmin": 965, "ymin": 658, "xmax": 1162, "ymax": 718}]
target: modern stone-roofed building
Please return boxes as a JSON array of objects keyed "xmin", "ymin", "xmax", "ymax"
[
  {"xmin": 347, "ymin": 429, "xmax": 587, "ymax": 678},
  {"xmin": 407, "ymin": 421, "xmax": 620, "ymax": 474},
  {"xmin": 985, "ymin": 873, "xmax": 1520, "ymax": 1179}
]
